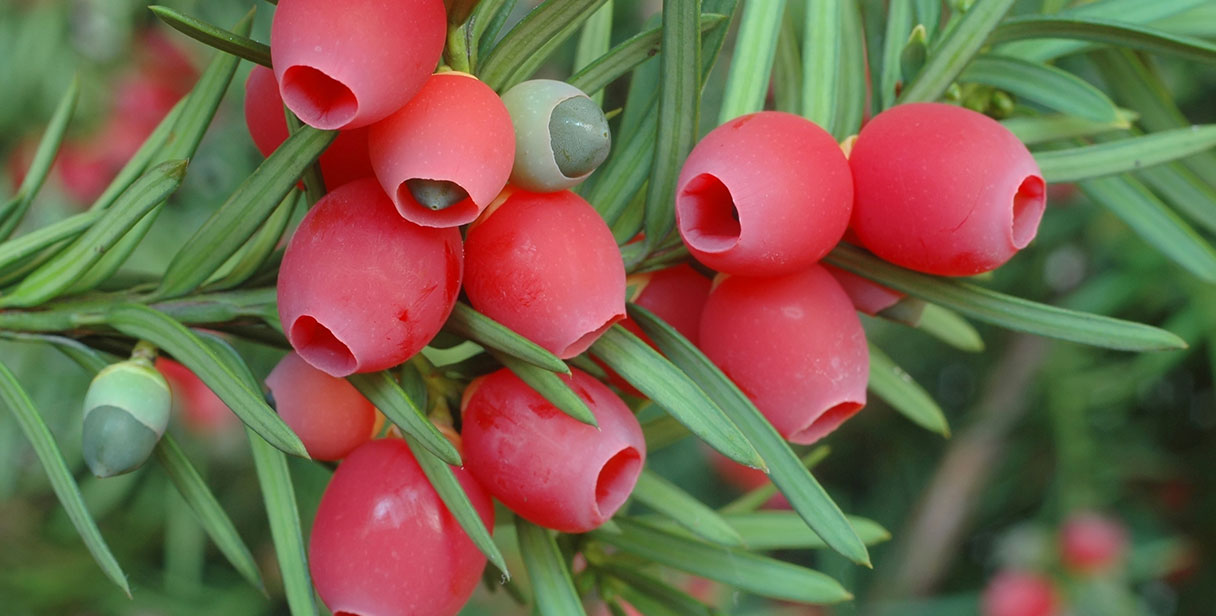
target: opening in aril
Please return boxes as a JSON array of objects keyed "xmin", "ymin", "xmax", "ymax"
[
  {"xmin": 290, "ymin": 315, "xmax": 357, "ymax": 376},
  {"xmin": 1010, "ymin": 175, "xmax": 1046, "ymax": 249},
  {"xmin": 790, "ymin": 401, "xmax": 863, "ymax": 445},
  {"xmin": 280, "ymin": 65, "xmax": 358, "ymax": 130},
  {"xmin": 594, "ymin": 447, "xmax": 642, "ymax": 519},
  {"xmin": 678, "ymin": 173, "xmax": 742, "ymax": 253},
  {"xmin": 559, "ymin": 312, "xmax": 624, "ymax": 359}
]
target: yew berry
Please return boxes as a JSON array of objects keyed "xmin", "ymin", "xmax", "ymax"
[
  {"xmin": 156, "ymin": 358, "xmax": 238, "ymax": 435},
  {"xmin": 1059, "ymin": 511, "xmax": 1128, "ymax": 575},
  {"xmin": 981, "ymin": 570, "xmax": 1060, "ymax": 616},
  {"xmin": 464, "ymin": 189, "xmax": 625, "ymax": 359},
  {"xmin": 368, "ymin": 72, "xmax": 514, "ymax": 227},
  {"xmin": 278, "ymin": 178, "xmax": 462, "ymax": 377},
  {"xmin": 501, "ymin": 79, "xmax": 611, "ymax": 192},
  {"xmin": 823, "ymin": 264, "xmax": 906, "ymax": 316},
  {"xmin": 461, "ymin": 368, "xmax": 645, "ymax": 533},
  {"xmin": 243, "ymin": 65, "xmax": 373, "ymax": 190},
  {"xmin": 265, "ymin": 352, "xmax": 384, "ymax": 461},
  {"xmin": 699, "ymin": 265, "xmax": 869, "ymax": 444},
  {"xmin": 309, "ymin": 438, "xmax": 493, "ymax": 616},
  {"xmin": 82, "ymin": 358, "xmax": 171, "ymax": 478},
  {"xmin": 849, "ymin": 102, "xmax": 1046, "ymax": 276},
  {"xmin": 675, "ymin": 111, "xmax": 852, "ymax": 277},
  {"xmin": 270, "ymin": 0, "xmax": 446, "ymax": 130}
]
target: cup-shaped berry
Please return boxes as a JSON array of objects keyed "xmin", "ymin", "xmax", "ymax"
[
  {"xmin": 278, "ymin": 179, "xmax": 463, "ymax": 377},
  {"xmin": 501, "ymin": 80, "xmax": 611, "ymax": 192},
  {"xmin": 981, "ymin": 570, "xmax": 1060, "ymax": 616},
  {"xmin": 265, "ymin": 352, "xmax": 384, "ymax": 461},
  {"xmin": 699, "ymin": 265, "xmax": 869, "ymax": 444},
  {"xmin": 461, "ymin": 368, "xmax": 645, "ymax": 532},
  {"xmin": 1059, "ymin": 511, "xmax": 1128, "ymax": 575},
  {"xmin": 368, "ymin": 72, "xmax": 514, "ymax": 227},
  {"xmin": 309, "ymin": 438, "xmax": 493, "ymax": 616},
  {"xmin": 244, "ymin": 65, "xmax": 373, "ymax": 190},
  {"xmin": 675, "ymin": 111, "xmax": 852, "ymax": 277},
  {"xmin": 464, "ymin": 189, "xmax": 624, "ymax": 358},
  {"xmin": 849, "ymin": 102, "xmax": 1046, "ymax": 276},
  {"xmin": 270, "ymin": 0, "xmax": 445, "ymax": 130},
  {"xmin": 81, "ymin": 358, "xmax": 171, "ymax": 478}
]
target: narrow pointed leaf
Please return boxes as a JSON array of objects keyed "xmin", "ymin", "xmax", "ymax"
[
  {"xmin": 632, "ymin": 469, "xmax": 744, "ymax": 547},
  {"xmin": 1001, "ymin": 110, "xmax": 1135, "ymax": 145},
  {"xmin": 490, "ymin": 351, "xmax": 596, "ymax": 426},
  {"xmin": 569, "ymin": 14, "xmax": 728, "ymax": 97},
  {"xmin": 1035, "ymin": 125, "xmax": 1216, "ymax": 183},
  {"xmin": 1079, "ymin": 175, "xmax": 1216, "ymax": 282},
  {"xmin": 961, "ymin": 55, "xmax": 1120, "ymax": 123},
  {"xmin": 825, "ymin": 244, "xmax": 1187, "ymax": 351},
  {"xmin": 583, "ymin": 109, "xmax": 656, "ymax": 227},
  {"xmin": 106, "ymin": 304, "xmax": 309, "ymax": 457},
  {"xmin": 802, "ymin": 0, "xmax": 840, "ymax": 129},
  {"xmin": 719, "ymin": 0, "xmax": 784, "ymax": 123},
  {"xmin": 156, "ymin": 126, "xmax": 335, "ymax": 299},
  {"xmin": 877, "ymin": 0, "xmax": 912, "ymax": 111},
  {"xmin": 443, "ymin": 303, "xmax": 568, "ymax": 374},
  {"xmin": 347, "ymin": 371, "xmax": 463, "ymax": 465},
  {"xmin": 155, "ymin": 435, "xmax": 265, "ymax": 593},
  {"xmin": 0, "ymin": 210, "xmax": 100, "ymax": 274},
  {"xmin": 404, "ymin": 433, "xmax": 508, "ymax": 576},
  {"xmin": 771, "ymin": 6, "xmax": 801, "ymax": 114},
  {"xmin": 722, "ymin": 512, "xmax": 890, "ymax": 550},
  {"xmin": 589, "ymin": 325, "xmax": 763, "ymax": 470},
  {"xmin": 149, "ymin": 5, "xmax": 272, "ymax": 67},
  {"xmin": 1001, "ymin": 0, "xmax": 1210, "ymax": 61},
  {"xmin": 247, "ymin": 429, "xmax": 317, "ymax": 616},
  {"xmin": 989, "ymin": 15, "xmax": 1216, "ymax": 65},
  {"xmin": 472, "ymin": 0, "xmax": 517, "ymax": 61},
  {"xmin": 898, "ymin": 0, "xmax": 1016, "ymax": 103},
  {"xmin": 593, "ymin": 517, "xmax": 852, "ymax": 604},
  {"xmin": 0, "ymin": 332, "xmax": 111, "ymax": 374},
  {"xmin": 0, "ymin": 75, "xmax": 78, "ymax": 238},
  {"xmin": 516, "ymin": 518, "xmax": 585, "ymax": 616},
  {"xmin": 89, "ymin": 100, "xmax": 186, "ymax": 213},
  {"xmin": 597, "ymin": 565, "xmax": 721, "ymax": 616},
  {"xmin": 208, "ymin": 191, "xmax": 301, "ymax": 291},
  {"xmin": 833, "ymin": 0, "xmax": 867, "ymax": 139},
  {"xmin": 572, "ymin": 0, "xmax": 613, "ymax": 105},
  {"xmin": 914, "ymin": 303, "xmax": 986, "ymax": 352},
  {"xmin": 1138, "ymin": 162, "xmax": 1216, "ymax": 235},
  {"xmin": 868, "ymin": 344, "xmax": 950, "ymax": 437},
  {"xmin": 0, "ymin": 360, "xmax": 130, "ymax": 596},
  {"xmin": 718, "ymin": 445, "xmax": 830, "ymax": 515},
  {"xmin": 1, "ymin": 160, "xmax": 186, "ymax": 308},
  {"xmin": 627, "ymin": 304, "xmax": 871, "ymax": 566},
  {"xmin": 478, "ymin": 0, "xmax": 609, "ymax": 91}
]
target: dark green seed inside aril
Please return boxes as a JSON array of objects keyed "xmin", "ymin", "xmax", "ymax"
[
  {"xmin": 406, "ymin": 178, "xmax": 469, "ymax": 211},
  {"xmin": 82, "ymin": 405, "xmax": 158, "ymax": 478},
  {"xmin": 548, "ymin": 96, "xmax": 611, "ymax": 178}
]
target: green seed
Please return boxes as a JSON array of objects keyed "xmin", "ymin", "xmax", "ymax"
[
  {"xmin": 406, "ymin": 178, "xmax": 469, "ymax": 211},
  {"xmin": 548, "ymin": 96, "xmax": 611, "ymax": 179},
  {"xmin": 82, "ymin": 404, "xmax": 159, "ymax": 478}
]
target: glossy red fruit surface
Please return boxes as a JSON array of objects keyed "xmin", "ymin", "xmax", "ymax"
[
  {"xmin": 309, "ymin": 438, "xmax": 492, "ymax": 616},
  {"xmin": 464, "ymin": 189, "xmax": 624, "ymax": 359},
  {"xmin": 850, "ymin": 102, "xmax": 1046, "ymax": 276},
  {"xmin": 981, "ymin": 570, "xmax": 1060, "ymax": 616},
  {"xmin": 1059, "ymin": 511, "xmax": 1128, "ymax": 574},
  {"xmin": 278, "ymin": 178, "xmax": 462, "ymax": 376},
  {"xmin": 699, "ymin": 265, "xmax": 869, "ymax": 444},
  {"xmin": 270, "ymin": 0, "xmax": 445, "ymax": 130},
  {"xmin": 265, "ymin": 352, "xmax": 382, "ymax": 461},
  {"xmin": 461, "ymin": 368, "xmax": 645, "ymax": 533},
  {"xmin": 369, "ymin": 72, "xmax": 514, "ymax": 227},
  {"xmin": 244, "ymin": 65, "xmax": 373, "ymax": 190},
  {"xmin": 675, "ymin": 111, "xmax": 852, "ymax": 277}
]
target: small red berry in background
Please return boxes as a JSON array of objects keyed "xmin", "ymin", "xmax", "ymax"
[
  {"xmin": 369, "ymin": 71, "xmax": 515, "ymax": 227},
  {"xmin": 277, "ymin": 178, "xmax": 462, "ymax": 376},
  {"xmin": 823, "ymin": 264, "xmax": 907, "ymax": 316},
  {"xmin": 461, "ymin": 368, "xmax": 645, "ymax": 533},
  {"xmin": 1059, "ymin": 511, "xmax": 1128, "ymax": 575},
  {"xmin": 264, "ymin": 352, "xmax": 384, "ymax": 461},
  {"xmin": 699, "ymin": 265, "xmax": 869, "ymax": 444},
  {"xmin": 309, "ymin": 438, "xmax": 493, "ymax": 616},
  {"xmin": 849, "ymin": 102, "xmax": 1046, "ymax": 276},
  {"xmin": 675, "ymin": 111, "xmax": 852, "ymax": 277},
  {"xmin": 981, "ymin": 570, "xmax": 1061, "ymax": 616},
  {"xmin": 243, "ymin": 65, "xmax": 374, "ymax": 191},
  {"xmin": 464, "ymin": 188, "xmax": 624, "ymax": 359},
  {"xmin": 156, "ymin": 358, "xmax": 238, "ymax": 436},
  {"xmin": 269, "ymin": 0, "xmax": 446, "ymax": 130}
]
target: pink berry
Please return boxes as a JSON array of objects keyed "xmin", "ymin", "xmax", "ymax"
[
  {"xmin": 699, "ymin": 265, "xmax": 869, "ymax": 444},
  {"xmin": 265, "ymin": 352, "xmax": 383, "ymax": 461},
  {"xmin": 849, "ymin": 102, "xmax": 1046, "ymax": 276},
  {"xmin": 243, "ymin": 65, "xmax": 374, "ymax": 190},
  {"xmin": 461, "ymin": 368, "xmax": 645, "ymax": 533},
  {"xmin": 270, "ymin": 0, "xmax": 446, "ymax": 130},
  {"xmin": 1059, "ymin": 511, "xmax": 1128, "ymax": 574},
  {"xmin": 675, "ymin": 111, "xmax": 852, "ymax": 277},
  {"xmin": 309, "ymin": 438, "xmax": 493, "ymax": 616},
  {"xmin": 278, "ymin": 178, "xmax": 462, "ymax": 376},
  {"xmin": 464, "ymin": 189, "xmax": 625, "ymax": 359},
  {"xmin": 156, "ymin": 358, "xmax": 238, "ymax": 435},
  {"xmin": 368, "ymin": 72, "xmax": 514, "ymax": 228},
  {"xmin": 822, "ymin": 264, "xmax": 905, "ymax": 316},
  {"xmin": 981, "ymin": 570, "xmax": 1060, "ymax": 616}
]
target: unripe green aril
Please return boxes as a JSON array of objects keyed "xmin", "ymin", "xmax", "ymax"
[
  {"xmin": 81, "ymin": 360, "xmax": 171, "ymax": 478},
  {"xmin": 501, "ymin": 79, "xmax": 611, "ymax": 192}
]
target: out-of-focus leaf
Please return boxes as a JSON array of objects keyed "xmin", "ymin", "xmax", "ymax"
[
  {"xmin": 1035, "ymin": 125, "xmax": 1216, "ymax": 183},
  {"xmin": 1001, "ymin": 110, "xmax": 1135, "ymax": 145},
  {"xmin": 1138, "ymin": 162, "xmax": 1216, "ymax": 235},
  {"xmin": 898, "ymin": 0, "xmax": 1017, "ymax": 104},
  {"xmin": 996, "ymin": 0, "xmax": 1211, "ymax": 61},
  {"xmin": 961, "ymin": 55, "xmax": 1120, "ymax": 123},
  {"xmin": 914, "ymin": 303, "xmax": 986, "ymax": 352},
  {"xmin": 479, "ymin": 0, "xmax": 608, "ymax": 91},
  {"xmin": 0, "ymin": 75, "xmax": 78, "ymax": 239},
  {"xmin": 347, "ymin": 371, "xmax": 464, "ymax": 465},
  {"xmin": 632, "ymin": 469, "xmax": 745, "ymax": 547},
  {"xmin": 989, "ymin": 16, "xmax": 1216, "ymax": 65},
  {"xmin": 443, "ymin": 303, "xmax": 568, "ymax": 374},
  {"xmin": 149, "ymin": 5, "xmax": 272, "ymax": 67},
  {"xmin": 722, "ymin": 511, "xmax": 891, "ymax": 550},
  {"xmin": 719, "ymin": 0, "xmax": 785, "ymax": 123},
  {"xmin": 868, "ymin": 344, "xmax": 950, "ymax": 437},
  {"xmin": 597, "ymin": 565, "xmax": 722, "ymax": 616},
  {"xmin": 515, "ymin": 518, "xmax": 585, "ymax": 616}
]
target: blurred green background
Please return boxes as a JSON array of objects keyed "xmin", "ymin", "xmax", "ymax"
[{"xmin": 1, "ymin": 0, "xmax": 1215, "ymax": 615}]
